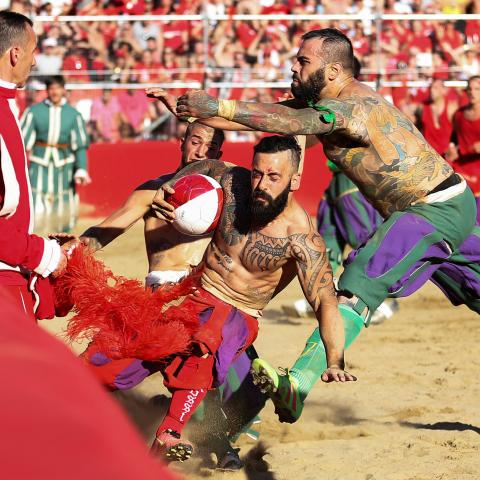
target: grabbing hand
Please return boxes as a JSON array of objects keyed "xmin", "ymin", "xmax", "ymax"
[
  {"xmin": 151, "ymin": 184, "xmax": 176, "ymax": 221},
  {"xmin": 321, "ymin": 366, "xmax": 357, "ymax": 383},
  {"xmin": 49, "ymin": 232, "xmax": 79, "ymax": 248},
  {"xmin": 145, "ymin": 87, "xmax": 178, "ymax": 115},
  {"xmin": 176, "ymin": 90, "xmax": 219, "ymax": 119}
]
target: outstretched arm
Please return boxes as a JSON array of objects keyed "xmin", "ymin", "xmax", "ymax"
[
  {"xmin": 80, "ymin": 187, "xmax": 155, "ymax": 252},
  {"xmin": 146, "ymin": 88, "xmax": 306, "ymax": 132},
  {"xmin": 176, "ymin": 90, "xmax": 347, "ymax": 135},
  {"xmin": 291, "ymin": 231, "xmax": 355, "ymax": 382}
]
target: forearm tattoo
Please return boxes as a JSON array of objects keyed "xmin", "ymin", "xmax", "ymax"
[
  {"xmin": 231, "ymin": 101, "xmax": 347, "ymax": 135},
  {"xmin": 168, "ymin": 159, "xmax": 229, "ymax": 187}
]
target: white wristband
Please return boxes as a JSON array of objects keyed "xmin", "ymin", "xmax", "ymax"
[{"xmin": 33, "ymin": 239, "xmax": 62, "ymax": 277}]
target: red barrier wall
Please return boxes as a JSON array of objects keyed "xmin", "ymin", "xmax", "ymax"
[{"xmin": 77, "ymin": 141, "xmax": 331, "ymax": 218}]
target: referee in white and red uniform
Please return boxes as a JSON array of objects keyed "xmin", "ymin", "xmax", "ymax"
[{"xmin": 0, "ymin": 11, "xmax": 67, "ymax": 321}]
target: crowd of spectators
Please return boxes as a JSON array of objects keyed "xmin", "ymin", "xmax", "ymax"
[{"xmin": 4, "ymin": 0, "xmax": 480, "ymax": 141}]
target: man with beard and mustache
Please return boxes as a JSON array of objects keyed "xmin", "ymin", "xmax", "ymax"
[
  {"xmin": 59, "ymin": 122, "xmax": 264, "ymax": 470},
  {"xmin": 133, "ymin": 134, "xmax": 357, "ymax": 461},
  {"xmin": 166, "ymin": 27, "xmax": 480, "ymax": 425}
]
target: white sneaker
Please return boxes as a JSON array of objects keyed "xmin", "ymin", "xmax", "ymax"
[{"xmin": 369, "ymin": 299, "xmax": 399, "ymax": 325}]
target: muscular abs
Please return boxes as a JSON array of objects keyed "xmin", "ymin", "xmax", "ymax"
[{"xmin": 201, "ymin": 168, "xmax": 334, "ymax": 312}]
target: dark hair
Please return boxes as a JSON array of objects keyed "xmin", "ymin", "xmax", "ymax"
[
  {"xmin": 0, "ymin": 10, "xmax": 33, "ymax": 57},
  {"xmin": 301, "ymin": 28, "xmax": 354, "ymax": 73},
  {"xmin": 468, "ymin": 75, "xmax": 480, "ymax": 87},
  {"xmin": 186, "ymin": 122, "xmax": 225, "ymax": 146},
  {"xmin": 353, "ymin": 56, "xmax": 361, "ymax": 79},
  {"xmin": 45, "ymin": 75, "xmax": 65, "ymax": 88},
  {"xmin": 253, "ymin": 135, "xmax": 301, "ymax": 172}
]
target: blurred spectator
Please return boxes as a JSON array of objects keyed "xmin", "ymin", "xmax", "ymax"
[
  {"xmin": 457, "ymin": 44, "xmax": 480, "ymax": 79},
  {"xmin": 416, "ymin": 79, "xmax": 459, "ymax": 158},
  {"xmin": 117, "ymin": 88, "xmax": 151, "ymax": 135},
  {"xmin": 450, "ymin": 75, "xmax": 480, "ymax": 222},
  {"xmin": 62, "ymin": 46, "xmax": 89, "ymax": 83},
  {"xmin": 90, "ymin": 89, "xmax": 123, "ymax": 142},
  {"xmin": 133, "ymin": 17, "xmax": 162, "ymax": 51},
  {"xmin": 21, "ymin": 76, "xmax": 91, "ymax": 233},
  {"xmin": 35, "ymin": 37, "xmax": 63, "ymax": 77},
  {"xmin": 133, "ymin": 50, "xmax": 162, "ymax": 83},
  {"xmin": 436, "ymin": 21, "xmax": 465, "ymax": 63},
  {"xmin": 162, "ymin": 19, "xmax": 189, "ymax": 53}
]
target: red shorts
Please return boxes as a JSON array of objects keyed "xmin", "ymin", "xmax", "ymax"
[{"xmin": 83, "ymin": 288, "xmax": 259, "ymax": 391}]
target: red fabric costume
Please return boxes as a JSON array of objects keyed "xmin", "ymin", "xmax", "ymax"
[
  {"xmin": 56, "ymin": 246, "xmax": 258, "ymax": 391},
  {"xmin": 0, "ymin": 290, "xmax": 179, "ymax": 480},
  {"xmin": 0, "ymin": 82, "xmax": 61, "ymax": 320}
]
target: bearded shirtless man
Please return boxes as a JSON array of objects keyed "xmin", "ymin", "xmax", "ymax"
[
  {"xmin": 137, "ymin": 135, "xmax": 357, "ymax": 461},
  {"xmin": 172, "ymin": 28, "xmax": 480, "ymax": 424},
  {"xmin": 72, "ymin": 123, "xmax": 261, "ymax": 469}
]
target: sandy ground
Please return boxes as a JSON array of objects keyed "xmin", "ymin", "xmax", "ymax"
[{"xmin": 41, "ymin": 220, "xmax": 480, "ymax": 480}]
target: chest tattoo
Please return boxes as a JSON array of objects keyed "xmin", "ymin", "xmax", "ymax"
[{"xmin": 241, "ymin": 234, "xmax": 290, "ymax": 271}]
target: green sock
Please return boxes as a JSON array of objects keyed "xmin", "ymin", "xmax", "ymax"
[{"xmin": 290, "ymin": 304, "xmax": 364, "ymax": 400}]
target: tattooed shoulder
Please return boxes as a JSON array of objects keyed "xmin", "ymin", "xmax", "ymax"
[
  {"xmin": 290, "ymin": 231, "xmax": 334, "ymax": 310},
  {"xmin": 218, "ymin": 166, "xmax": 251, "ymax": 245}
]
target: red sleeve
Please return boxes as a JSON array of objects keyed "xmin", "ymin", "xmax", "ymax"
[
  {"xmin": 0, "ymin": 146, "xmax": 57, "ymax": 274},
  {"xmin": 0, "ymin": 223, "xmax": 48, "ymax": 270}
]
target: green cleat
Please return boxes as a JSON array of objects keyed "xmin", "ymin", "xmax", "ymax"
[{"xmin": 250, "ymin": 358, "xmax": 304, "ymax": 424}]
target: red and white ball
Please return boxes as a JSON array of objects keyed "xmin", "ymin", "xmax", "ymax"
[{"xmin": 167, "ymin": 174, "xmax": 224, "ymax": 236}]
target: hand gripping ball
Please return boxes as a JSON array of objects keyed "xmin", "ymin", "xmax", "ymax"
[{"xmin": 167, "ymin": 174, "xmax": 224, "ymax": 236}]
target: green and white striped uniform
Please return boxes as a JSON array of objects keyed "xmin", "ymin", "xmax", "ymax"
[{"xmin": 21, "ymin": 98, "xmax": 89, "ymax": 233}]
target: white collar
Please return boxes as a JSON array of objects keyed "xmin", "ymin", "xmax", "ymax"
[
  {"xmin": 0, "ymin": 78, "xmax": 17, "ymax": 89},
  {"xmin": 45, "ymin": 97, "xmax": 67, "ymax": 107}
]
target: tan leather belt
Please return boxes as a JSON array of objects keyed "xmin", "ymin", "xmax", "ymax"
[{"xmin": 35, "ymin": 141, "xmax": 69, "ymax": 150}]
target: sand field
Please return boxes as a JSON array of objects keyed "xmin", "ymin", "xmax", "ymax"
[{"xmin": 41, "ymin": 220, "xmax": 480, "ymax": 480}]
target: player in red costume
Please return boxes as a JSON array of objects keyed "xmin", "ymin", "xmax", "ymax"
[
  {"xmin": 416, "ymin": 79, "xmax": 458, "ymax": 158},
  {"xmin": 0, "ymin": 11, "xmax": 67, "ymax": 322},
  {"xmin": 450, "ymin": 76, "xmax": 480, "ymax": 223}
]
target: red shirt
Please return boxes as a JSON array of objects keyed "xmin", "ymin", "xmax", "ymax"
[
  {"xmin": 409, "ymin": 34, "xmax": 433, "ymax": 53},
  {"xmin": 452, "ymin": 107, "xmax": 480, "ymax": 195},
  {"xmin": 453, "ymin": 107, "xmax": 480, "ymax": 162},
  {"xmin": 236, "ymin": 22, "xmax": 258, "ymax": 50},
  {"xmin": 422, "ymin": 101, "xmax": 453, "ymax": 156},
  {"xmin": 465, "ymin": 20, "xmax": 480, "ymax": 44},
  {"xmin": 133, "ymin": 61, "xmax": 162, "ymax": 82},
  {"xmin": 163, "ymin": 22, "xmax": 188, "ymax": 52},
  {"xmin": 62, "ymin": 55, "xmax": 88, "ymax": 82}
]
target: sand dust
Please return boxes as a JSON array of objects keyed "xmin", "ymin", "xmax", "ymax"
[{"xmin": 41, "ymin": 220, "xmax": 480, "ymax": 480}]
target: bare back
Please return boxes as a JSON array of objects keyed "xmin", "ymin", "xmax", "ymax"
[
  {"xmin": 144, "ymin": 213, "xmax": 211, "ymax": 272},
  {"xmin": 140, "ymin": 175, "xmax": 212, "ymax": 272},
  {"xmin": 318, "ymin": 81, "xmax": 454, "ymax": 217},
  {"xmin": 201, "ymin": 167, "xmax": 333, "ymax": 314}
]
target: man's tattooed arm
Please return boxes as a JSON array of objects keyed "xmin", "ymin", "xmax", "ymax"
[
  {"xmin": 163, "ymin": 159, "xmax": 232, "ymax": 189},
  {"xmin": 217, "ymin": 167, "xmax": 251, "ymax": 246},
  {"xmin": 291, "ymin": 231, "xmax": 346, "ymax": 370},
  {"xmin": 176, "ymin": 90, "xmax": 350, "ymax": 135}
]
